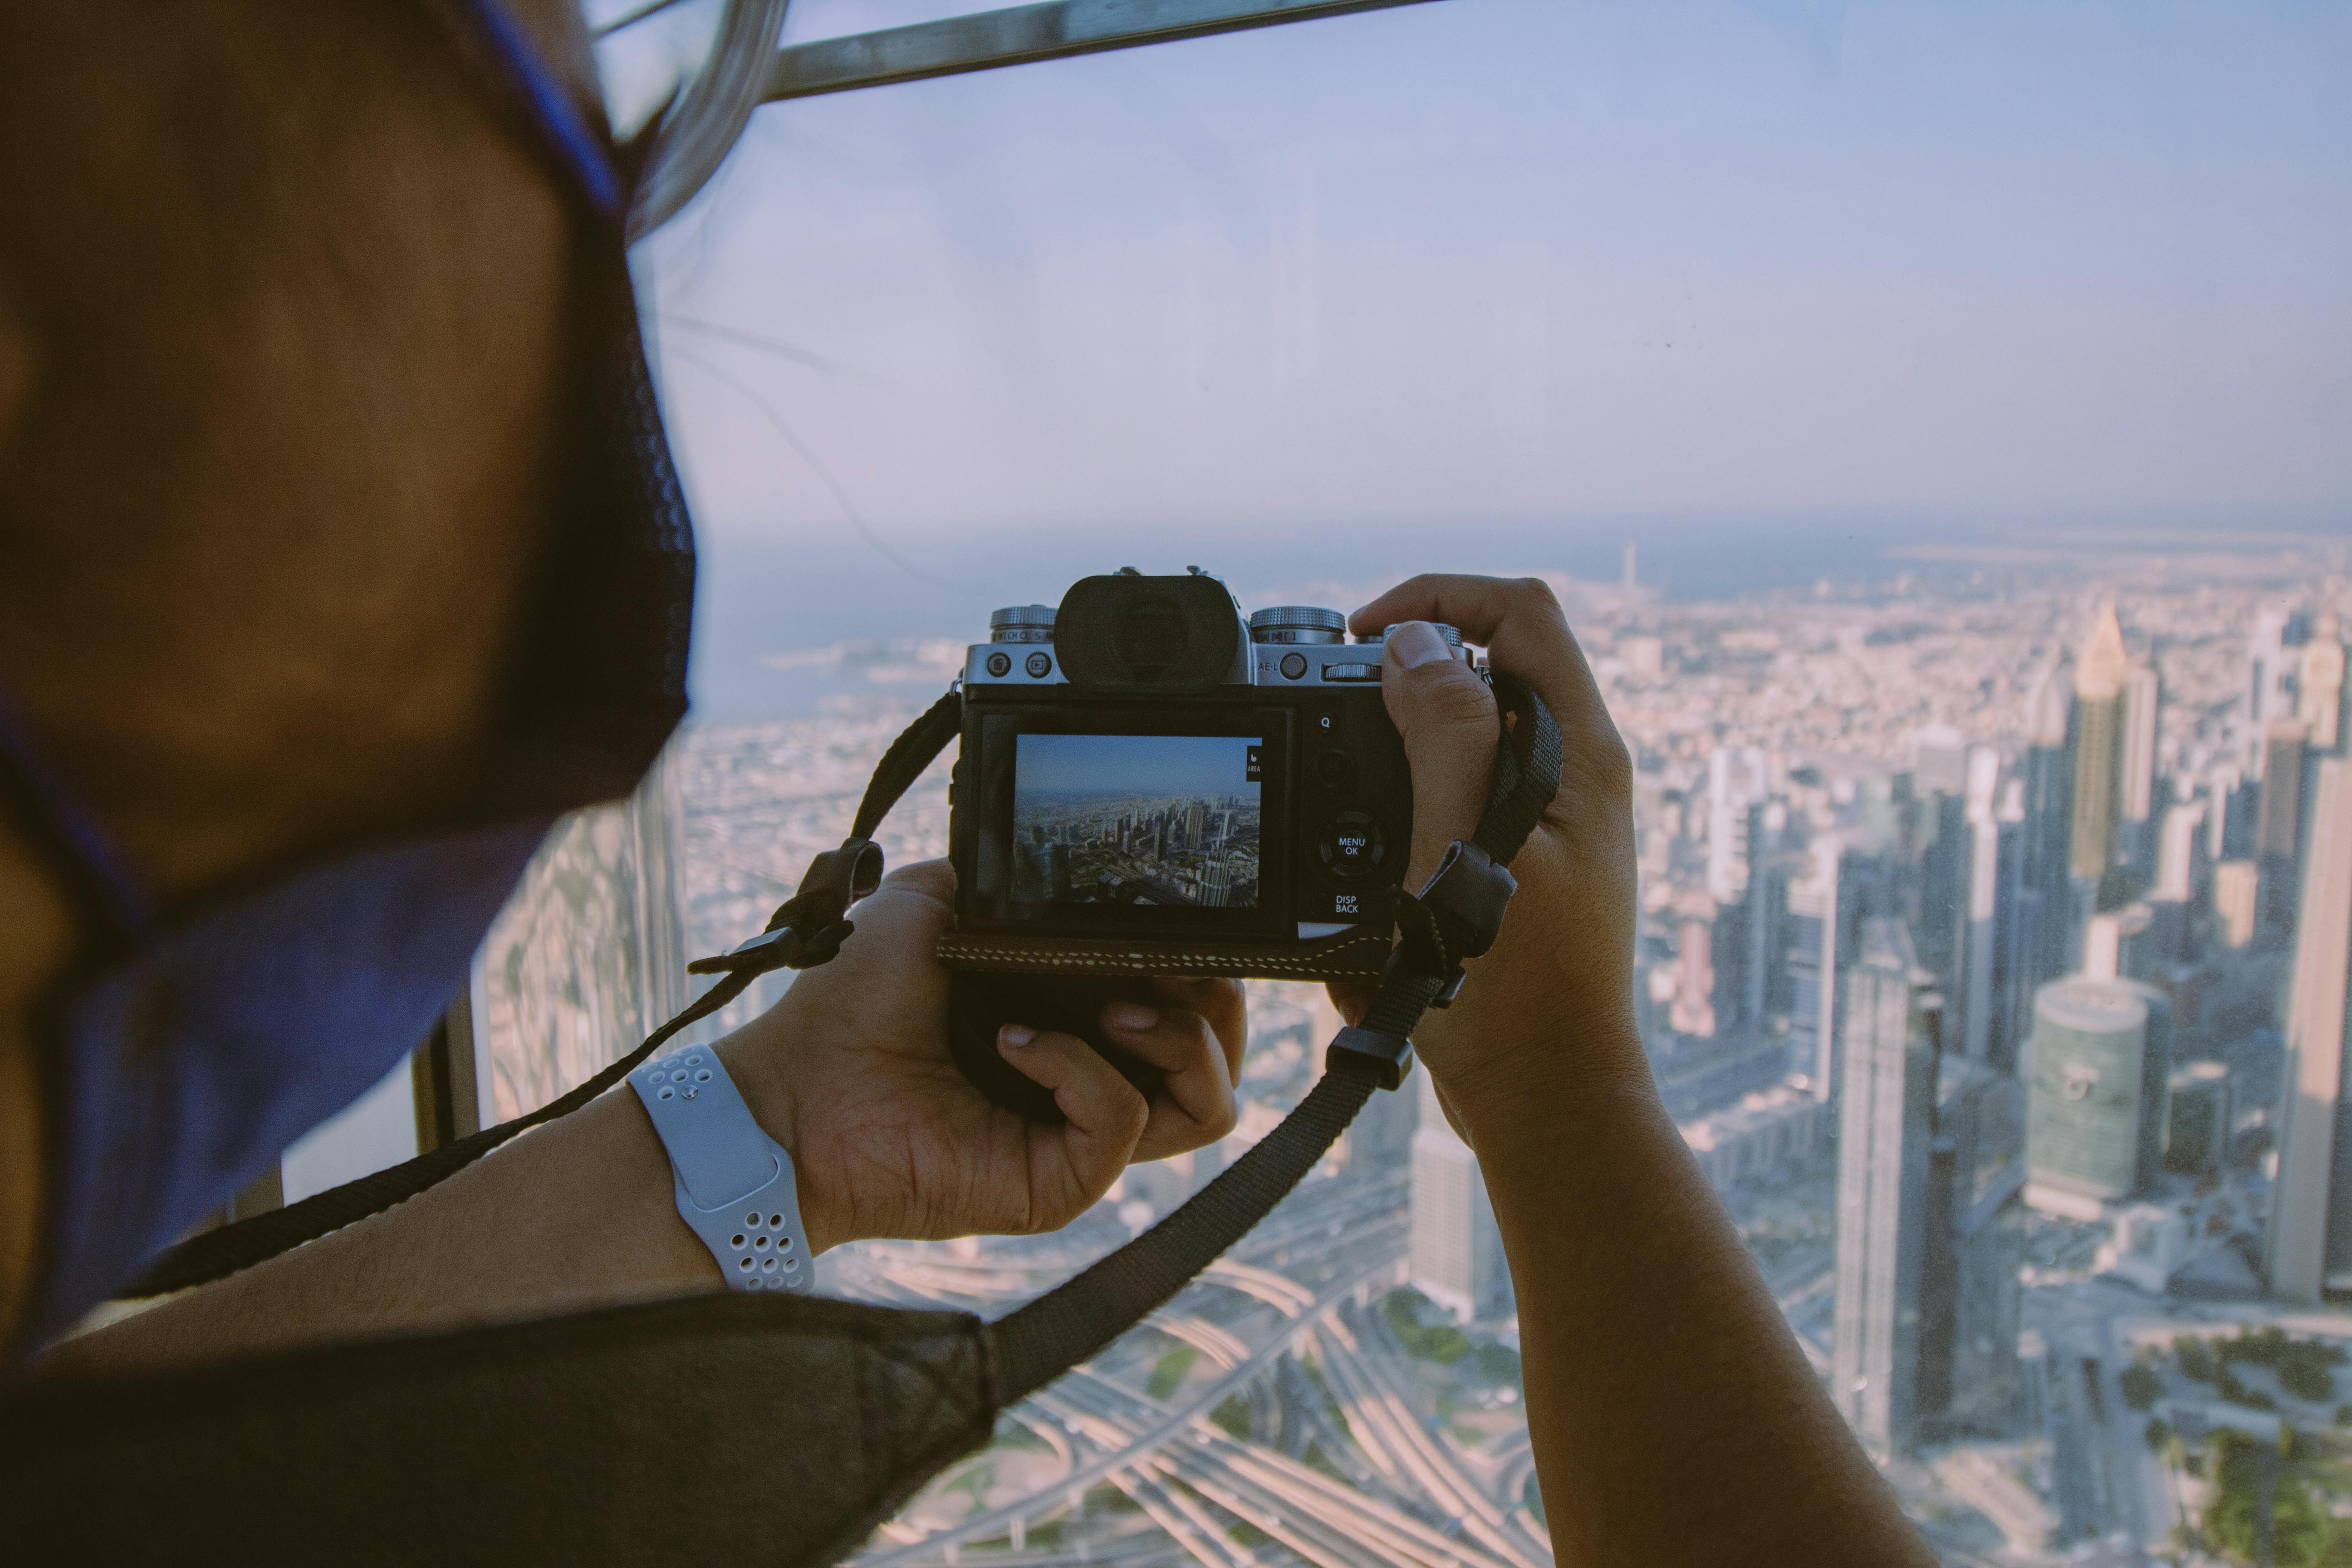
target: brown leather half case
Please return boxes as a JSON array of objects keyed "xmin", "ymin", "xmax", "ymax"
[{"xmin": 935, "ymin": 924, "xmax": 1390, "ymax": 980}]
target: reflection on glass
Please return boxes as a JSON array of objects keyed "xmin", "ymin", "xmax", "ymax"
[{"xmin": 472, "ymin": 751, "xmax": 690, "ymax": 1121}]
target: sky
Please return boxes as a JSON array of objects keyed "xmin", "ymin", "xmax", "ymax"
[
  {"xmin": 597, "ymin": 0, "xmax": 2352, "ymax": 718},
  {"xmin": 1015, "ymin": 732, "xmax": 1264, "ymax": 801}
]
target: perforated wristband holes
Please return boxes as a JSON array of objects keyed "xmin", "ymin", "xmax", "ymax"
[{"xmin": 769, "ymin": 1214, "xmax": 783, "ymax": 1229}]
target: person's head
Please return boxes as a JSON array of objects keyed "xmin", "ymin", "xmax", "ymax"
[{"xmin": 0, "ymin": 1, "xmax": 663, "ymax": 1350}]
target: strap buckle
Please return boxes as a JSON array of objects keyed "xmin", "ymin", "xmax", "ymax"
[
  {"xmin": 1325, "ymin": 1024, "xmax": 1415, "ymax": 1091},
  {"xmin": 1417, "ymin": 839, "xmax": 1516, "ymax": 957},
  {"xmin": 687, "ymin": 836, "xmax": 882, "ymax": 979},
  {"xmin": 1387, "ymin": 839, "xmax": 1517, "ymax": 1008},
  {"xmin": 802, "ymin": 836, "xmax": 885, "ymax": 908}
]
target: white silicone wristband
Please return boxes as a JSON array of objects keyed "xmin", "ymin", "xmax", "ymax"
[{"xmin": 629, "ymin": 1045, "xmax": 813, "ymax": 1294}]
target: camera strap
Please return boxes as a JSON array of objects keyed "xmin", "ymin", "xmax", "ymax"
[{"xmin": 9, "ymin": 678, "xmax": 1562, "ymax": 1565}]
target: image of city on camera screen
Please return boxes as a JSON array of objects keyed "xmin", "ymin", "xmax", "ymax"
[{"xmin": 1012, "ymin": 733, "xmax": 1262, "ymax": 909}]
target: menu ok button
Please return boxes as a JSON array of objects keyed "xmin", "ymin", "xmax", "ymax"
[{"xmin": 1319, "ymin": 810, "xmax": 1385, "ymax": 881}]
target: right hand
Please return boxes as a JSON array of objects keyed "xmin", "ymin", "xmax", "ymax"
[
  {"xmin": 722, "ymin": 861, "xmax": 1246, "ymax": 1253},
  {"xmin": 1338, "ymin": 577, "xmax": 1645, "ymax": 1127}
]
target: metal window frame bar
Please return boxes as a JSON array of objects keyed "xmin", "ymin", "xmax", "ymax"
[{"xmin": 763, "ymin": 0, "xmax": 1450, "ymax": 104}]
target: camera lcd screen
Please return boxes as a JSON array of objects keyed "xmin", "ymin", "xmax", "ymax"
[{"xmin": 1012, "ymin": 733, "xmax": 1264, "ymax": 909}]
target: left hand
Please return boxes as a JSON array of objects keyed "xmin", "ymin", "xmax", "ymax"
[{"xmin": 719, "ymin": 860, "xmax": 1245, "ymax": 1253}]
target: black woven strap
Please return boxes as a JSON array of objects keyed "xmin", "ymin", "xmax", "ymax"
[
  {"xmin": 983, "ymin": 672, "xmax": 1563, "ymax": 1399},
  {"xmin": 989, "ymin": 1068, "xmax": 1377, "ymax": 1402},
  {"xmin": 124, "ymin": 694, "xmax": 967, "ymax": 1298}
]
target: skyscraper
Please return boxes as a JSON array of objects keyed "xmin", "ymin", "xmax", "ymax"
[
  {"xmin": 2259, "ymin": 719, "xmax": 2312, "ymax": 934},
  {"xmin": 1409, "ymin": 1070, "xmax": 1512, "ymax": 1321},
  {"xmin": 2214, "ymin": 859, "xmax": 2260, "ymax": 948},
  {"xmin": 1832, "ymin": 921, "xmax": 1936, "ymax": 1454},
  {"xmin": 1746, "ymin": 799, "xmax": 1789, "ymax": 1026},
  {"xmin": 2208, "ymin": 763, "xmax": 2246, "ymax": 862},
  {"xmin": 2024, "ymin": 977, "xmax": 2169, "ymax": 1219},
  {"xmin": 1918, "ymin": 789, "xmax": 1971, "ymax": 1001},
  {"xmin": 1962, "ymin": 761, "xmax": 2031, "ymax": 1072},
  {"xmin": 2302, "ymin": 616, "xmax": 2347, "ymax": 755},
  {"xmin": 2165, "ymin": 1063, "xmax": 2233, "ymax": 1177},
  {"xmin": 2069, "ymin": 603, "xmax": 2130, "ymax": 887},
  {"xmin": 1791, "ymin": 836, "xmax": 1871, "ymax": 1101},
  {"xmin": 2151, "ymin": 799, "xmax": 2206, "ymax": 906},
  {"xmin": 2120, "ymin": 666, "xmax": 2162, "ymax": 882},
  {"xmin": 2247, "ymin": 607, "xmax": 2295, "ymax": 776},
  {"xmin": 1670, "ymin": 911, "xmax": 1719, "ymax": 1038},
  {"xmin": 1920, "ymin": 1055, "xmax": 2027, "ymax": 1439},
  {"xmin": 2261, "ymin": 758, "xmax": 2352, "ymax": 1300},
  {"xmin": 2019, "ymin": 658, "xmax": 2076, "ymax": 991},
  {"xmin": 2122, "ymin": 666, "xmax": 2161, "ymax": 828},
  {"xmin": 1707, "ymin": 745, "xmax": 1767, "ymax": 904}
]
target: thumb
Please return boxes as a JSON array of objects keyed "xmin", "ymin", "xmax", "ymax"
[{"xmin": 1379, "ymin": 621, "xmax": 1498, "ymax": 891}]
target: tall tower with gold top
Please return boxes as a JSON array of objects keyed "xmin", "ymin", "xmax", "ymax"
[{"xmin": 2068, "ymin": 603, "xmax": 2131, "ymax": 888}]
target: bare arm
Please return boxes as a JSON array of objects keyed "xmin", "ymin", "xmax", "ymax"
[
  {"xmin": 40, "ymin": 864, "xmax": 1245, "ymax": 1373},
  {"xmin": 1347, "ymin": 578, "xmax": 1932, "ymax": 1568}
]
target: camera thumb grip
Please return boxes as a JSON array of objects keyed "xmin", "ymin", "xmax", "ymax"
[{"xmin": 946, "ymin": 971, "xmax": 1169, "ymax": 1124}]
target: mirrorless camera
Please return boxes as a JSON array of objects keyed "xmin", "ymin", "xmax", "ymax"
[
  {"xmin": 939, "ymin": 568, "xmax": 1471, "ymax": 1119},
  {"xmin": 942, "ymin": 568, "xmax": 1470, "ymax": 983}
]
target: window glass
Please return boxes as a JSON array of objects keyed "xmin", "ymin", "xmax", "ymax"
[{"xmin": 523, "ymin": 1, "xmax": 2350, "ymax": 1557}]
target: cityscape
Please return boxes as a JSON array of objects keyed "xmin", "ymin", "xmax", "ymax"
[
  {"xmin": 468, "ymin": 529, "xmax": 2352, "ymax": 1568},
  {"xmin": 1012, "ymin": 734, "xmax": 1264, "ymax": 910}
]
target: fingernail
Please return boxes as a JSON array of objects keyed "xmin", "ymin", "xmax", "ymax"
[
  {"xmin": 999, "ymin": 1024, "xmax": 1035, "ymax": 1050},
  {"xmin": 1105, "ymin": 1002, "xmax": 1160, "ymax": 1032},
  {"xmin": 1388, "ymin": 622, "xmax": 1450, "ymax": 669}
]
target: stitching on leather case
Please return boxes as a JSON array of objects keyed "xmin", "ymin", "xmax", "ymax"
[{"xmin": 933, "ymin": 931, "xmax": 1388, "ymax": 978}]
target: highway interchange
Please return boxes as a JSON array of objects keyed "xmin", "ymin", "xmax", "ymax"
[{"xmin": 831, "ymin": 1171, "xmax": 1553, "ymax": 1568}]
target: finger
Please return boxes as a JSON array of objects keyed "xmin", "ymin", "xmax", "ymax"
[
  {"xmin": 1148, "ymin": 976, "xmax": 1246, "ymax": 1083},
  {"xmin": 1102, "ymin": 999, "xmax": 1239, "ymax": 1160},
  {"xmin": 868, "ymin": 857, "xmax": 956, "ymax": 906},
  {"xmin": 1326, "ymin": 980, "xmax": 1377, "ymax": 1027},
  {"xmin": 996, "ymin": 1024, "xmax": 1149, "ymax": 1229},
  {"xmin": 1350, "ymin": 575, "xmax": 1608, "ymax": 751},
  {"xmin": 1379, "ymin": 621, "xmax": 1501, "ymax": 889}
]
